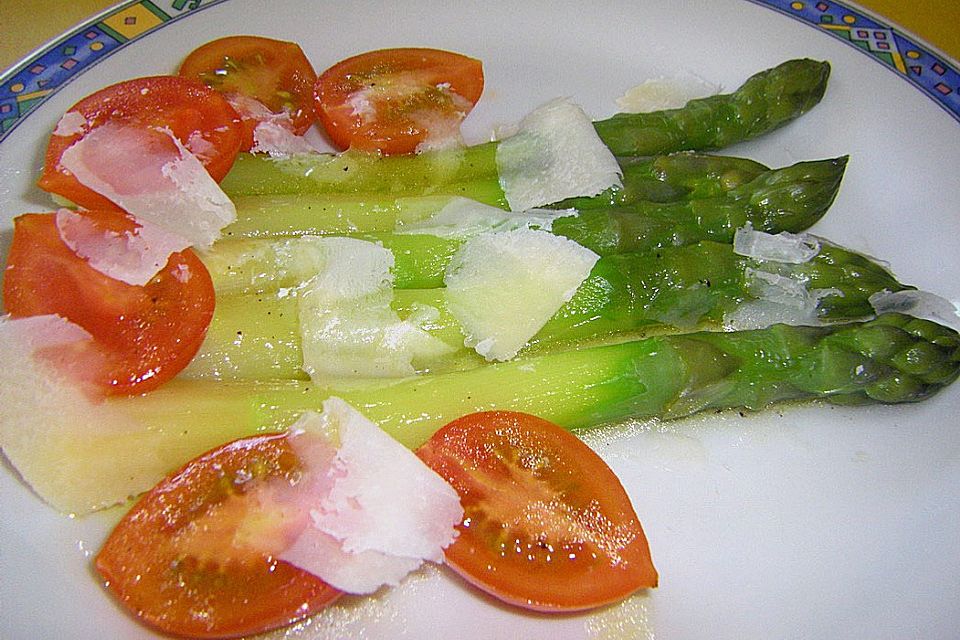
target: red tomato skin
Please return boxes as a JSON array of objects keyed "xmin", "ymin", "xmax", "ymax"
[
  {"xmin": 38, "ymin": 75, "xmax": 242, "ymax": 210},
  {"xmin": 314, "ymin": 47, "xmax": 483, "ymax": 155},
  {"xmin": 96, "ymin": 432, "xmax": 341, "ymax": 639},
  {"xmin": 2, "ymin": 210, "xmax": 215, "ymax": 396},
  {"xmin": 179, "ymin": 35, "xmax": 319, "ymax": 149},
  {"xmin": 417, "ymin": 411, "xmax": 658, "ymax": 612}
]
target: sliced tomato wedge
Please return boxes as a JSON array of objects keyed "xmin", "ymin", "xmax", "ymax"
[
  {"xmin": 96, "ymin": 432, "xmax": 342, "ymax": 639},
  {"xmin": 38, "ymin": 75, "xmax": 242, "ymax": 210},
  {"xmin": 314, "ymin": 47, "xmax": 483, "ymax": 155},
  {"xmin": 417, "ymin": 411, "xmax": 658, "ymax": 612},
  {"xmin": 179, "ymin": 35, "xmax": 318, "ymax": 149},
  {"xmin": 2, "ymin": 210, "xmax": 215, "ymax": 396}
]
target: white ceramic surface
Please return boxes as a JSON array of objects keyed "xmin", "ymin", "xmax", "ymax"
[{"xmin": 1, "ymin": 1, "xmax": 958, "ymax": 639}]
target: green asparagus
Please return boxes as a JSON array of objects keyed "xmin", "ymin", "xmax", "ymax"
[
  {"xmin": 185, "ymin": 239, "xmax": 910, "ymax": 381},
  {"xmin": 219, "ymin": 151, "xmax": 780, "ymax": 238},
  {"xmin": 13, "ymin": 314, "xmax": 957, "ymax": 514},
  {"xmin": 205, "ymin": 156, "xmax": 847, "ymax": 295},
  {"xmin": 219, "ymin": 59, "xmax": 829, "ymax": 198},
  {"xmin": 219, "ymin": 142, "xmax": 502, "ymax": 199},
  {"xmin": 555, "ymin": 152, "xmax": 769, "ymax": 209},
  {"xmin": 549, "ymin": 156, "xmax": 847, "ymax": 255},
  {"xmin": 592, "ymin": 58, "xmax": 831, "ymax": 156}
]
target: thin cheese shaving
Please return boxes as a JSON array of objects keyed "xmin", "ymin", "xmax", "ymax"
[
  {"xmin": 297, "ymin": 237, "xmax": 455, "ymax": 382},
  {"xmin": 228, "ymin": 94, "xmax": 319, "ymax": 158},
  {"xmin": 277, "ymin": 400, "xmax": 463, "ymax": 594},
  {"xmin": 0, "ymin": 315, "xmax": 120, "ymax": 513},
  {"xmin": 444, "ymin": 228, "xmax": 599, "ymax": 361},
  {"xmin": 733, "ymin": 224, "xmax": 821, "ymax": 264},
  {"xmin": 252, "ymin": 120, "xmax": 318, "ymax": 157},
  {"xmin": 615, "ymin": 73, "xmax": 720, "ymax": 113},
  {"xmin": 724, "ymin": 225, "xmax": 842, "ymax": 329},
  {"xmin": 308, "ymin": 399, "xmax": 462, "ymax": 561},
  {"xmin": 0, "ymin": 314, "xmax": 91, "ymax": 353},
  {"xmin": 52, "ymin": 111, "xmax": 88, "ymax": 137},
  {"xmin": 869, "ymin": 289, "xmax": 960, "ymax": 331},
  {"xmin": 55, "ymin": 209, "xmax": 191, "ymax": 287},
  {"xmin": 724, "ymin": 267, "xmax": 842, "ymax": 330},
  {"xmin": 496, "ymin": 98, "xmax": 622, "ymax": 211},
  {"xmin": 58, "ymin": 121, "xmax": 235, "ymax": 248}
]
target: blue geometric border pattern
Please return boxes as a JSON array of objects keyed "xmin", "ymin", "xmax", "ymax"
[
  {"xmin": 1, "ymin": 0, "xmax": 958, "ymax": 142},
  {"xmin": 0, "ymin": 0, "xmax": 230, "ymax": 141},
  {"xmin": 750, "ymin": 0, "xmax": 960, "ymax": 123}
]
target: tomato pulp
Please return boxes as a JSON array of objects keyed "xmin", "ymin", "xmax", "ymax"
[
  {"xmin": 314, "ymin": 47, "xmax": 483, "ymax": 155},
  {"xmin": 417, "ymin": 411, "xmax": 658, "ymax": 612}
]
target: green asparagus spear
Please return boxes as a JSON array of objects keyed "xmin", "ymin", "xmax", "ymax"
[
  {"xmin": 549, "ymin": 156, "xmax": 847, "ymax": 255},
  {"xmin": 219, "ymin": 142, "xmax": 503, "ymax": 199},
  {"xmin": 204, "ymin": 156, "xmax": 847, "ymax": 295},
  {"xmin": 15, "ymin": 314, "xmax": 957, "ymax": 514},
  {"xmin": 557, "ymin": 152, "xmax": 769, "ymax": 209},
  {"xmin": 219, "ymin": 59, "xmax": 829, "ymax": 198},
  {"xmin": 220, "ymin": 152, "xmax": 776, "ymax": 238},
  {"xmin": 592, "ymin": 59, "xmax": 831, "ymax": 156},
  {"xmin": 185, "ymin": 239, "xmax": 910, "ymax": 381}
]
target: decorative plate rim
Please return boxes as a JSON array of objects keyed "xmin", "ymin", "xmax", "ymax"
[
  {"xmin": 0, "ymin": 0, "xmax": 230, "ymax": 140},
  {"xmin": 749, "ymin": 0, "xmax": 960, "ymax": 124},
  {"xmin": 0, "ymin": 0, "xmax": 958, "ymax": 139}
]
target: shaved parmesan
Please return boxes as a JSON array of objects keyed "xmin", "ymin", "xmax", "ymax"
[
  {"xmin": 297, "ymin": 237, "xmax": 455, "ymax": 382},
  {"xmin": 227, "ymin": 92, "xmax": 280, "ymax": 121},
  {"xmin": 252, "ymin": 120, "xmax": 318, "ymax": 157},
  {"xmin": 0, "ymin": 313, "xmax": 91, "ymax": 349},
  {"xmin": 307, "ymin": 399, "xmax": 462, "ymax": 560},
  {"xmin": 444, "ymin": 228, "xmax": 599, "ymax": 361},
  {"xmin": 724, "ymin": 267, "xmax": 841, "ymax": 330},
  {"xmin": 869, "ymin": 289, "xmax": 960, "ymax": 331},
  {"xmin": 55, "ymin": 208, "xmax": 191, "ymax": 286},
  {"xmin": 281, "ymin": 526, "xmax": 422, "ymax": 595},
  {"xmin": 411, "ymin": 94, "xmax": 472, "ymax": 154},
  {"xmin": 724, "ymin": 226, "xmax": 846, "ymax": 330},
  {"xmin": 277, "ymin": 400, "xmax": 462, "ymax": 594},
  {"xmin": 53, "ymin": 110, "xmax": 88, "ymax": 137},
  {"xmin": 733, "ymin": 224, "xmax": 820, "ymax": 264},
  {"xmin": 185, "ymin": 130, "xmax": 217, "ymax": 163},
  {"xmin": 299, "ymin": 236, "xmax": 392, "ymax": 298},
  {"xmin": 229, "ymin": 93, "xmax": 319, "ymax": 158},
  {"xmin": 0, "ymin": 313, "xmax": 118, "ymax": 399},
  {"xmin": 0, "ymin": 315, "xmax": 284, "ymax": 515},
  {"xmin": 58, "ymin": 121, "xmax": 235, "ymax": 248},
  {"xmin": 395, "ymin": 196, "xmax": 577, "ymax": 239},
  {"xmin": 0, "ymin": 315, "xmax": 115, "ymax": 512},
  {"xmin": 615, "ymin": 73, "xmax": 720, "ymax": 113},
  {"xmin": 496, "ymin": 98, "xmax": 621, "ymax": 211}
]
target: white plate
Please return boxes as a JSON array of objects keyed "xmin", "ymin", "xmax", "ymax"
[{"xmin": 1, "ymin": 1, "xmax": 959, "ymax": 639}]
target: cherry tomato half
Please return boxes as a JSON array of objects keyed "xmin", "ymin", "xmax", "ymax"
[
  {"xmin": 38, "ymin": 75, "xmax": 242, "ymax": 210},
  {"xmin": 2, "ymin": 210, "xmax": 215, "ymax": 396},
  {"xmin": 179, "ymin": 35, "xmax": 319, "ymax": 149},
  {"xmin": 314, "ymin": 47, "xmax": 483, "ymax": 155},
  {"xmin": 417, "ymin": 411, "xmax": 658, "ymax": 612},
  {"xmin": 96, "ymin": 432, "xmax": 341, "ymax": 639}
]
